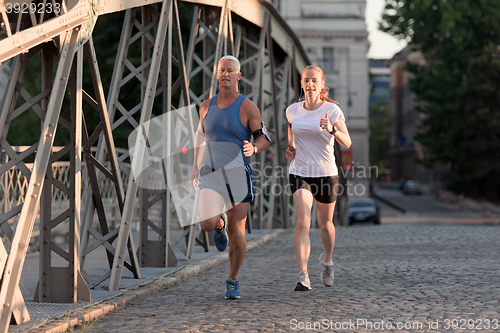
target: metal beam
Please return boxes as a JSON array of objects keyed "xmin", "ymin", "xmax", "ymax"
[
  {"xmin": 109, "ymin": 0, "xmax": 173, "ymax": 291},
  {"xmin": 0, "ymin": 27, "xmax": 80, "ymax": 331},
  {"xmin": 0, "ymin": 239, "xmax": 29, "ymax": 324}
]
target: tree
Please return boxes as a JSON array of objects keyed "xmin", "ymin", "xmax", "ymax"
[
  {"xmin": 369, "ymin": 99, "xmax": 390, "ymax": 176},
  {"xmin": 380, "ymin": 0, "xmax": 500, "ymax": 199}
]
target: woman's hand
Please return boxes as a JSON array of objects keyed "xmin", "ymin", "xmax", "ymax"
[
  {"xmin": 286, "ymin": 143, "xmax": 296, "ymax": 160},
  {"xmin": 319, "ymin": 113, "xmax": 333, "ymax": 133}
]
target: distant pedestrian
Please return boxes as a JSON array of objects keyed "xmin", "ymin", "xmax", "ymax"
[{"xmin": 285, "ymin": 65, "xmax": 351, "ymax": 291}]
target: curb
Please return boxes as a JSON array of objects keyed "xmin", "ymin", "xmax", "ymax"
[
  {"xmin": 27, "ymin": 228, "xmax": 287, "ymax": 333},
  {"xmin": 371, "ymin": 190, "xmax": 407, "ymax": 213}
]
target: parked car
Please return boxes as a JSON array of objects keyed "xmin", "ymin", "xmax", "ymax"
[
  {"xmin": 348, "ymin": 199, "xmax": 380, "ymax": 225},
  {"xmin": 403, "ymin": 180, "xmax": 423, "ymax": 195}
]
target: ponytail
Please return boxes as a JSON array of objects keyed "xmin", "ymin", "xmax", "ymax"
[{"xmin": 320, "ymin": 86, "xmax": 338, "ymax": 104}]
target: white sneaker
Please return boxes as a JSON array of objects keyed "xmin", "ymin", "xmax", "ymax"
[
  {"xmin": 319, "ymin": 253, "xmax": 334, "ymax": 287},
  {"xmin": 294, "ymin": 271, "xmax": 312, "ymax": 291}
]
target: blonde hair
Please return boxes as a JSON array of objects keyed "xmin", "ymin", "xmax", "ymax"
[{"xmin": 301, "ymin": 65, "xmax": 338, "ymax": 104}]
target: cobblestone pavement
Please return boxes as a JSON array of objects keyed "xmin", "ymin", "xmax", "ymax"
[{"xmin": 75, "ymin": 225, "xmax": 500, "ymax": 332}]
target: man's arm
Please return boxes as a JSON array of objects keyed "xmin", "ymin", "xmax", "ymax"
[
  {"xmin": 190, "ymin": 100, "xmax": 210, "ymax": 189},
  {"xmin": 241, "ymin": 98, "xmax": 270, "ymax": 157}
]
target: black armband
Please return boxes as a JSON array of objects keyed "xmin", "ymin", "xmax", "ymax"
[
  {"xmin": 252, "ymin": 129, "xmax": 264, "ymax": 140},
  {"xmin": 252, "ymin": 122, "xmax": 272, "ymax": 142}
]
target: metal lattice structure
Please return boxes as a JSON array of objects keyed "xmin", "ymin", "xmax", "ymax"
[{"xmin": 0, "ymin": 0, "xmax": 314, "ymax": 331}]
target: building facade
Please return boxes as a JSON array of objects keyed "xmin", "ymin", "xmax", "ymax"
[
  {"xmin": 388, "ymin": 46, "xmax": 444, "ymax": 189},
  {"xmin": 369, "ymin": 59, "xmax": 390, "ymax": 106},
  {"xmin": 275, "ymin": 0, "xmax": 370, "ymax": 198}
]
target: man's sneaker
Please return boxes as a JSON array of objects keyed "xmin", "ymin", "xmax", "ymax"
[
  {"xmin": 294, "ymin": 271, "xmax": 312, "ymax": 291},
  {"xmin": 319, "ymin": 253, "xmax": 334, "ymax": 287},
  {"xmin": 225, "ymin": 278, "xmax": 240, "ymax": 299},
  {"xmin": 214, "ymin": 212, "xmax": 228, "ymax": 252}
]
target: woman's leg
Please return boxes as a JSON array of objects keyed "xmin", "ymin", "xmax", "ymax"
[
  {"xmin": 315, "ymin": 200, "xmax": 336, "ymax": 263},
  {"xmin": 293, "ymin": 189, "xmax": 314, "ymax": 272}
]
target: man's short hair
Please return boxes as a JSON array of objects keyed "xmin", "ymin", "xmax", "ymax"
[{"xmin": 219, "ymin": 55, "xmax": 240, "ymax": 73}]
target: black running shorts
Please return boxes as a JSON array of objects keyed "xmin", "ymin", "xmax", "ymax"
[{"xmin": 288, "ymin": 174, "xmax": 339, "ymax": 204}]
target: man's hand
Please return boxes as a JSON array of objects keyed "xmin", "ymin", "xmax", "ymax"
[
  {"xmin": 286, "ymin": 143, "xmax": 296, "ymax": 160},
  {"xmin": 190, "ymin": 166, "xmax": 200, "ymax": 190},
  {"xmin": 243, "ymin": 140, "xmax": 255, "ymax": 157}
]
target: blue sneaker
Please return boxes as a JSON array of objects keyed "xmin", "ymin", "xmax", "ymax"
[
  {"xmin": 225, "ymin": 278, "xmax": 240, "ymax": 299},
  {"xmin": 213, "ymin": 212, "xmax": 228, "ymax": 251}
]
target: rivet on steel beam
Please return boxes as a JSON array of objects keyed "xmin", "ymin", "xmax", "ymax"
[
  {"xmin": 4, "ymin": 303, "xmax": 10, "ymax": 308},
  {"xmin": 32, "ymin": 194, "xmax": 37, "ymax": 198}
]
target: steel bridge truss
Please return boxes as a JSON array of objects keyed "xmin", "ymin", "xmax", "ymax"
[{"xmin": 0, "ymin": 0, "xmax": 310, "ymax": 330}]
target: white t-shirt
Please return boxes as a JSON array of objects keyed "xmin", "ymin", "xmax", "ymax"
[{"xmin": 286, "ymin": 101, "xmax": 345, "ymax": 177}]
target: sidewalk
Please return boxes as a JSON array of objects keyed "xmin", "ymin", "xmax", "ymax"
[
  {"xmin": 373, "ymin": 182, "xmax": 500, "ymax": 217},
  {"xmin": 9, "ymin": 228, "xmax": 284, "ymax": 333},
  {"xmin": 40, "ymin": 225, "xmax": 500, "ymax": 333}
]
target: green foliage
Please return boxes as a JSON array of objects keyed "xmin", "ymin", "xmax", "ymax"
[
  {"xmin": 369, "ymin": 99, "xmax": 390, "ymax": 175},
  {"xmin": 380, "ymin": 0, "xmax": 500, "ymax": 199}
]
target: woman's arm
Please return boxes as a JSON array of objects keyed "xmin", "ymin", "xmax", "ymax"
[
  {"xmin": 285, "ymin": 125, "xmax": 296, "ymax": 159},
  {"xmin": 332, "ymin": 120, "xmax": 351, "ymax": 148}
]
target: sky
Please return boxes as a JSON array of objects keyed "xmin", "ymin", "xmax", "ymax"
[{"xmin": 365, "ymin": 0, "xmax": 407, "ymax": 59}]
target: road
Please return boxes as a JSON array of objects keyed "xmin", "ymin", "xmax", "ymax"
[{"xmin": 67, "ymin": 225, "xmax": 500, "ymax": 333}]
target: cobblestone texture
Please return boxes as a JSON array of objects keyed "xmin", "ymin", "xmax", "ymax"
[{"xmin": 75, "ymin": 225, "xmax": 500, "ymax": 332}]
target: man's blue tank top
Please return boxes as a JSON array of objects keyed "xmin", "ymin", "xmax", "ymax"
[{"xmin": 203, "ymin": 94, "xmax": 251, "ymax": 169}]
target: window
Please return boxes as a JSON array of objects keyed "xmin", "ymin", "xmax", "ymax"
[
  {"xmin": 323, "ymin": 47, "xmax": 334, "ymax": 72},
  {"xmin": 328, "ymin": 88, "xmax": 335, "ymax": 100}
]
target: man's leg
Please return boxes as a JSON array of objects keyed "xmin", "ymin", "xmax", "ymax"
[
  {"xmin": 199, "ymin": 189, "xmax": 226, "ymax": 231},
  {"xmin": 226, "ymin": 202, "xmax": 248, "ymax": 280}
]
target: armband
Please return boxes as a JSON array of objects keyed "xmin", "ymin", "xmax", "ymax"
[{"xmin": 252, "ymin": 121, "xmax": 272, "ymax": 142}]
